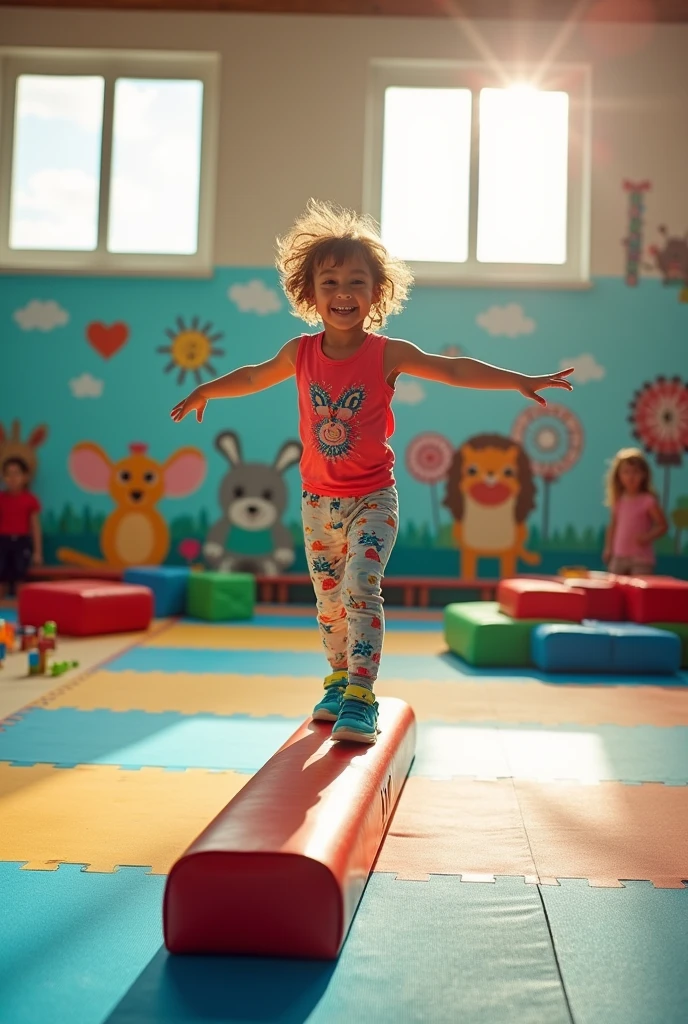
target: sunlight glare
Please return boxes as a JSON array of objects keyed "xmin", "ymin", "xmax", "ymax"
[
  {"xmin": 477, "ymin": 86, "xmax": 569, "ymax": 265},
  {"xmin": 381, "ymin": 87, "xmax": 472, "ymax": 263}
]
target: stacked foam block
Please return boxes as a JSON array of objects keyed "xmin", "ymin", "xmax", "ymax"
[{"xmin": 444, "ymin": 574, "xmax": 688, "ymax": 675}]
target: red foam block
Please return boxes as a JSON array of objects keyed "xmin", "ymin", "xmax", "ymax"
[
  {"xmin": 18, "ymin": 580, "xmax": 153, "ymax": 636},
  {"xmin": 614, "ymin": 575, "xmax": 688, "ymax": 624},
  {"xmin": 563, "ymin": 577, "xmax": 625, "ymax": 621},
  {"xmin": 497, "ymin": 578, "xmax": 586, "ymax": 621},
  {"xmin": 164, "ymin": 697, "xmax": 416, "ymax": 959}
]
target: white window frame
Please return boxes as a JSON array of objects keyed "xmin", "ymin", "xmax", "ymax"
[
  {"xmin": 364, "ymin": 59, "xmax": 591, "ymax": 288},
  {"xmin": 0, "ymin": 47, "xmax": 220, "ymax": 276}
]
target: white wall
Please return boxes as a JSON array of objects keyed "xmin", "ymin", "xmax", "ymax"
[{"xmin": 1, "ymin": 5, "xmax": 687, "ymax": 272}]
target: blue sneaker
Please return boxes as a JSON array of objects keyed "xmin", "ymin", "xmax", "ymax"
[
  {"xmin": 332, "ymin": 683, "xmax": 379, "ymax": 744},
  {"xmin": 312, "ymin": 670, "xmax": 348, "ymax": 722}
]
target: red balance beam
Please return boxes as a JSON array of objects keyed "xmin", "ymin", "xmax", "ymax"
[{"xmin": 163, "ymin": 697, "xmax": 416, "ymax": 959}]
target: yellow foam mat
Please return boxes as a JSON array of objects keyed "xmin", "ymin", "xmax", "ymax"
[
  {"xmin": 31, "ymin": 669, "xmax": 688, "ymax": 726},
  {"xmin": 0, "ymin": 762, "xmax": 249, "ymax": 873},
  {"xmin": 144, "ymin": 623, "xmax": 446, "ymax": 656}
]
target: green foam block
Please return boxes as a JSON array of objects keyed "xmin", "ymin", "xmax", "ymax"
[
  {"xmin": 444, "ymin": 601, "xmax": 557, "ymax": 667},
  {"xmin": 650, "ymin": 621, "xmax": 688, "ymax": 667},
  {"xmin": 186, "ymin": 572, "xmax": 256, "ymax": 622}
]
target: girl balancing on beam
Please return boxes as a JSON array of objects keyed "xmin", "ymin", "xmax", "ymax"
[{"xmin": 171, "ymin": 200, "xmax": 574, "ymax": 744}]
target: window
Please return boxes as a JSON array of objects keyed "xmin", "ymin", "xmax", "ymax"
[
  {"xmin": 365, "ymin": 61, "xmax": 590, "ymax": 286},
  {"xmin": 0, "ymin": 49, "xmax": 219, "ymax": 274}
]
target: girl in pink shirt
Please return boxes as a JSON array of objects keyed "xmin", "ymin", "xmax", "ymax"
[
  {"xmin": 603, "ymin": 448, "xmax": 667, "ymax": 575},
  {"xmin": 172, "ymin": 200, "xmax": 574, "ymax": 743}
]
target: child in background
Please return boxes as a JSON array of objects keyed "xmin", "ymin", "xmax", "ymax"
[
  {"xmin": 172, "ymin": 200, "xmax": 574, "ymax": 744},
  {"xmin": 603, "ymin": 447, "xmax": 667, "ymax": 575},
  {"xmin": 0, "ymin": 457, "xmax": 43, "ymax": 598}
]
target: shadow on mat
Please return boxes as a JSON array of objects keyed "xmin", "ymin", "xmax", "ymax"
[
  {"xmin": 439, "ymin": 651, "xmax": 688, "ymax": 688},
  {"xmin": 106, "ymin": 946, "xmax": 335, "ymax": 1023}
]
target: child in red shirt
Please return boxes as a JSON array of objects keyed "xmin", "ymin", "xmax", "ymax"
[
  {"xmin": 0, "ymin": 457, "xmax": 43, "ymax": 597},
  {"xmin": 171, "ymin": 200, "xmax": 574, "ymax": 743}
]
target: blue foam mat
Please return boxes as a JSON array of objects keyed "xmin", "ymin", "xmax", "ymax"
[
  {"xmin": 4, "ymin": 709, "xmax": 687, "ymax": 783},
  {"xmin": 0, "ymin": 862, "xmax": 164, "ymax": 1024},
  {"xmin": 107, "ymin": 874, "xmax": 571, "ymax": 1024},
  {"xmin": 542, "ymin": 880, "xmax": 688, "ymax": 1024},
  {"xmin": 0, "ymin": 708, "xmax": 301, "ymax": 773},
  {"xmin": 105, "ymin": 645, "xmax": 688, "ymax": 687},
  {"xmin": 108, "ymin": 647, "xmax": 467, "ymax": 680}
]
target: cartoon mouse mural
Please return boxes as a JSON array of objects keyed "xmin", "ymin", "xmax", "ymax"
[
  {"xmin": 57, "ymin": 442, "xmax": 206, "ymax": 568},
  {"xmin": 204, "ymin": 430, "xmax": 302, "ymax": 575}
]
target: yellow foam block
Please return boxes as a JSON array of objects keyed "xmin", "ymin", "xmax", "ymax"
[
  {"xmin": 144, "ymin": 623, "xmax": 446, "ymax": 656},
  {"xmin": 33, "ymin": 669, "xmax": 688, "ymax": 727},
  {"xmin": 0, "ymin": 762, "xmax": 249, "ymax": 874}
]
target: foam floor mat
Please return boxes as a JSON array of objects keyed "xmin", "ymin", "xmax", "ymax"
[
  {"xmin": 376, "ymin": 777, "xmax": 688, "ymax": 886},
  {"xmin": 146, "ymin": 623, "xmax": 447, "ymax": 655},
  {"xmin": 106, "ymin": 874, "xmax": 572, "ymax": 1024},
  {"xmin": 0, "ymin": 862, "xmax": 164, "ymax": 1024},
  {"xmin": 4, "ymin": 708, "xmax": 687, "ymax": 783},
  {"xmin": 0, "ymin": 763, "xmax": 249, "ymax": 873},
  {"xmin": 542, "ymin": 880, "xmax": 688, "ymax": 1024},
  {"xmin": 33, "ymin": 669, "xmax": 688, "ymax": 726}
]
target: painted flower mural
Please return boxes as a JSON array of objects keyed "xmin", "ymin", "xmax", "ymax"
[
  {"xmin": 629, "ymin": 376, "xmax": 688, "ymax": 508},
  {"xmin": 511, "ymin": 404, "xmax": 584, "ymax": 541},
  {"xmin": 405, "ymin": 432, "xmax": 454, "ymax": 536}
]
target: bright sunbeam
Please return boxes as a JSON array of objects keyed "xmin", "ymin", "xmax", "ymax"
[{"xmin": 477, "ymin": 86, "xmax": 569, "ymax": 265}]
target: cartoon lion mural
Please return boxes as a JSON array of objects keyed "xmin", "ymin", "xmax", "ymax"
[{"xmin": 443, "ymin": 433, "xmax": 541, "ymax": 579}]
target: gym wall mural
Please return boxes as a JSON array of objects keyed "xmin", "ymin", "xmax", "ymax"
[{"xmin": 2, "ymin": 254, "xmax": 688, "ymax": 578}]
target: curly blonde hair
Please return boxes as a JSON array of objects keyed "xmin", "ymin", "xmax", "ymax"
[
  {"xmin": 605, "ymin": 447, "xmax": 656, "ymax": 506},
  {"xmin": 275, "ymin": 199, "xmax": 413, "ymax": 330}
]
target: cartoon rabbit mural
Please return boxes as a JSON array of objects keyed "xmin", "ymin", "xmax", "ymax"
[
  {"xmin": 57, "ymin": 442, "xmax": 206, "ymax": 568},
  {"xmin": 204, "ymin": 430, "xmax": 302, "ymax": 575},
  {"xmin": 0, "ymin": 420, "xmax": 48, "ymax": 478}
]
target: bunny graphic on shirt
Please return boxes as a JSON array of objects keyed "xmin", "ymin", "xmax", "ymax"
[{"xmin": 310, "ymin": 383, "xmax": 366, "ymax": 460}]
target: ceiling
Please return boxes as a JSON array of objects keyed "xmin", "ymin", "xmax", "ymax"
[{"xmin": 6, "ymin": 0, "xmax": 688, "ymax": 21}]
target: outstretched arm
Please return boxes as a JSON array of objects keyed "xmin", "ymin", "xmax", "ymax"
[
  {"xmin": 385, "ymin": 339, "xmax": 573, "ymax": 407},
  {"xmin": 171, "ymin": 338, "xmax": 299, "ymax": 423}
]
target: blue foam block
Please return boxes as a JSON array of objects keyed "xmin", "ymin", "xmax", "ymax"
[
  {"xmin": 584, "ymin": 620, "xmax": 681, "ymax": 675},
  {"xmin": 0, "ymin": 862, "xmax": 164, "ymax": 1024},
  {"xmin": 531, "ymin": 624, "xmax": 613, "ymax": 673},
  {"xmin": 123, "ymin": 566, "xmax": 190, "ymax": 617}
]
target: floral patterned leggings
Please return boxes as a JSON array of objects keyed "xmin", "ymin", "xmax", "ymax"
[{"xmin": 302, "ymin": 486, "xmax": 399, "ymax": 688}]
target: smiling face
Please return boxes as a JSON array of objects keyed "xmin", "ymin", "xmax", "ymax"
[
  {"xmin": 460, "ymin": 443, "xmax": 521, "ymax": 506},
  {"xmin": 312, "ymin": 254, "xmax": 378, "ymax": 333}
]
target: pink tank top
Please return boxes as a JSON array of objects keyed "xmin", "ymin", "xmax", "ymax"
[{"xmin": 295, "ymin": 332, "xmax": 395, "ymax": 497}]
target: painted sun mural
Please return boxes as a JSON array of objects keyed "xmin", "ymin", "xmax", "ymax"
[{"xmin": 158, "ymin": 316, "xmax": 225, "ymax": 385}]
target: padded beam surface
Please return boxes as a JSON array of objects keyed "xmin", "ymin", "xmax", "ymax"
[
  {"xmin": 498, "ymin": 579, "xmax": 586, "ymax": 621},
  {"xmin": 18, "ymin": 581, "xmax": 153, "ymax": 636},
  {"xmin": 163, "ymin": 698, "xmax": 416, "ymax": 959}
]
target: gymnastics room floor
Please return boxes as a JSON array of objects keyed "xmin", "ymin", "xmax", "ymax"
[{"xmin": 0, "ymin": 605, "xmax": 687, "ymax": 1024}]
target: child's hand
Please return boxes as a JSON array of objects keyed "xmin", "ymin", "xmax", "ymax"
[
  {"xmin": 602, "ymin": 546, "xmax": 611, "ymax": 564},
  {"xmin": 171, "ymin": 388, "xmax": 208, "ymax": 423},
  {"xmin": 517, "ymin": 368, "xmax": 574, "ymax": 407},
  {"xmin": 636, "ymin": 533, "xmax": 653, "ymax": 546},
  {"xmin": 32, "ymin": 550, "xmax": 43, "ymax": 566}
]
